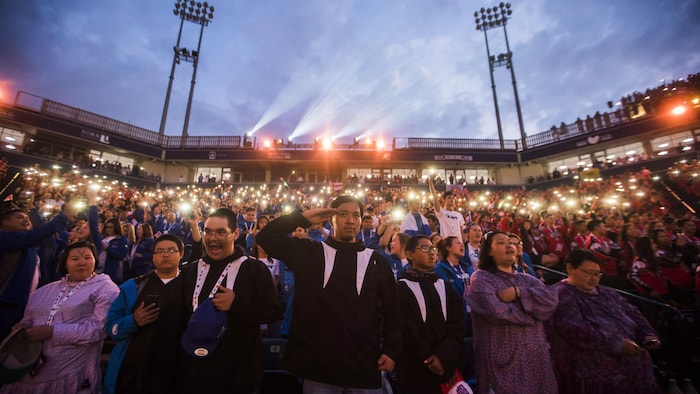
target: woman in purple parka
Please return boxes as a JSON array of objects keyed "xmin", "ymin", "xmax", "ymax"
[
  {"xmin": 465, "ymin": 231, "xmax": 558, "ymax": 394},
  {"xmin": 546, "ymin": 249, "xmax": 661, "ymax": 393},
  {"xmin": 0, "ymin": 241, "xmax": 119, "ymax": 394}
]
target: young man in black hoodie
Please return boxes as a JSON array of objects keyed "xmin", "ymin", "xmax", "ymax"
[
  {"xmin": 257, "ymin": 195, "xmax": 402, "ymax": 393},
  {"xmin": 154, "ymin": 208, "xmax": 282, "ymax": 394}
]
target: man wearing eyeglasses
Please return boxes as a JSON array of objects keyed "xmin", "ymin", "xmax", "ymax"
[
  {"xmin": 104, "ymin": 234, "xmax": 184, "ymax": 394},
  {"xmin": 257, "ymin": 195, "xmax": 402, "ymax": 393},
  {"xmin": 153, "ymin": 208, "xmax": 282, "ymax": 394}
]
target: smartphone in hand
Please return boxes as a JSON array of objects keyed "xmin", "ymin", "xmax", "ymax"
[{"xmin": 143, "ymin": 294, "xmax": 160, "ymax": 307}]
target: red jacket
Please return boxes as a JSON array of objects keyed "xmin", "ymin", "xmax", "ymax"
[
  {"xmin": 542, "ymin": 225, "xmax": 569, "ymax": 259},
  {"xmin": 586, "ymin": 234, "xmax": 619, "ymax": 276}
]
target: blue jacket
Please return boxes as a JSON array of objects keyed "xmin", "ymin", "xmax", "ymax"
[
  {"xmin": 105, "ymin": 237, "xmax": 131, "ymax": 284},
  {"xmin": 162, "ymin": 221, "xmax": 183, "ymax": 239},
  {"xmin": 129, "ymin": 238, "xmax": 155, "ymax": 278},
  {"xmin": 103, "ymin": 273, "xmax": 159, "ymax": 394},
  {"xmin": 153, "ymin": 215, "xmax": 165, "ymax": 234},
  {"xmin": 514, "ymin": 252, "xmax": 538, "ymax": 277},
  {"xmin": 356, "ymin": 229, "xmax": 379, "ymax": 250},
  {"xmin": 236, "ymin": 220, "xmax": 256, "ymax": 253},
  {"xmin": 434, "ymin": 259, "xmax": 473, "ymax": 332},
  {"xmin": 0, "ymin": 213, "xmax": 71, "ymax": 306},
  {"xmin": 377, "ymin": 249, "xmax": 409, "ymax": 280},
  {"xmin": 28, "ymin": 208, "xmax": 61, "ymax": 286},
  {"xmin": 434, "ymin": 259, "xmax": 474, "ymax": 299},
  {"xmin": 89, "ymin": 207, "xmax": 131, "ymax": 284},
  {"xmin": 278, "ymin": 261, "xmax": 295, "ymax": 336}
]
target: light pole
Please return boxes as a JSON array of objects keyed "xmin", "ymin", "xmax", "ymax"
[
  {"xmin": 474, "ymin": 2, "xmax": 527, "ymax": 150},
  {"xmin": 158, "ymin": 0, "xmax": 215, "ymax": 144}
]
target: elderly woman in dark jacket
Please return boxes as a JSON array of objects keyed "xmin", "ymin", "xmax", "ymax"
[{"xmin": 547, "ymin": 249, "xmax": 661, "ymax": 393}]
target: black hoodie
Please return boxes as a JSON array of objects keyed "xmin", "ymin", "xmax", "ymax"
[
  {"xmin": 396, "ymin": 267, "xmax": 465, "ymax": 393},
  {"xmin": 154, "ymin": 246, "xmax": 283, "ymax": 393},
  {"xmin": 257, "ymin": 211, "xmax": 402, "ymax": 389}
]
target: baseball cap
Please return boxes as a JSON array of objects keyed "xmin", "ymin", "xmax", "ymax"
[
  {"xmin": 0, "ymin": 328, "xmax": 42, "ymax": 383},
  {"xmin": 181, "ymin": 298, "xmax": 228, "ymax": 358}
]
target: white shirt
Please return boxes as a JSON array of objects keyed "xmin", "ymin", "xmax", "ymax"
[{"xmin": 436, "ymin": 208, "xmax": 465, "ymax": 239}]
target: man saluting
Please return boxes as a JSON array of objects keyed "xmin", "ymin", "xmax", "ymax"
[{"xmin": 257, "ymin": 195, "xmax": 402, "ymax": 393}]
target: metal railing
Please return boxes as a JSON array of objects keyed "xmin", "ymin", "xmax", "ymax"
[
  {"xmin": 163, "ymin": 135, "xmax": 242, "ymax": 149},
  {"xmin": 394, "ymin": 137, "xmax": 518, "ymax": 151},
  {"xmin": 524, "ymin": 111, "xmax": 630, "ymax": 148},
  {"xmin": 15, "ymin": 91, "xmax": 647, "ymax": 152},
  {"xmin": 533, "ymin": 264, "xmax": 682, "ymax": 315},
  {"xmin": 20, "ymin": 94, "xmax": 242, "ymax": 150},
  {"xmin": 41, "ymin": 99, "xmax": 162, "ymax": 145}
]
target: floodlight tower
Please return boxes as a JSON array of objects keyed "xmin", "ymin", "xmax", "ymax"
[
  {"xmin": 158, "ymin": 0, "xmax": 215, "ymax": 144},
  {"xmin": 474, "ymin": 2, "xmax": 527, "ymax": 150}
]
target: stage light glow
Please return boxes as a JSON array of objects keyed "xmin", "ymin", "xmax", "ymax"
[
  {"xmin": 321, "ymin": 138, "xmax": 332, "ymax": 150},
  {"xmin": 671, "ymin": 105, "xmax": 686, "ymax": 115}
]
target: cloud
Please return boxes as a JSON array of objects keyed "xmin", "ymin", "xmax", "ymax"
[{"xmin": 0, "ymin": 0, "xmax": 698, "ymax": 144}]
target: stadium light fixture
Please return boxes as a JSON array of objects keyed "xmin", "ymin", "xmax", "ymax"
[
  {"xmin": 474, "ymin": 2, "xmax": 526, "ymax": 150},
  {"xmin": 159, "ymin": 0, "xmax": 215, "ymax": 145}
]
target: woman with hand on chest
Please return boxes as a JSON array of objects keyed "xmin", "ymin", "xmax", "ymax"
[
  {"xmin": 1, "ymin": 241, "xmax": 119, "ymax": 394},
  {"xmin": 465, "ymin": 231, "xmax": 558, "ymax": 394}
]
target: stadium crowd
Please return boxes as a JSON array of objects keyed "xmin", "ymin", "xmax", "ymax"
[
  {"xmin": 669, "ymin": 159, "xmax": 700, "ymax": 198},
  {"xmin": 1, "ymin": 157, "xmax": 699, "ymax": 393}
]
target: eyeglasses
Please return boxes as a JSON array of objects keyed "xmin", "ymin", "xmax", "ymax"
[
  {"xmin": 154, "ymin": 248, "xmax": 179, "ymax": 255},
  {"xmin": 415, "ymin": 245, "xmax": 438, "ymax": 254},
  {"xmin": 203, "ymin": 229, "xmax": 232, "ymax": 239},
  {"xmin": 579, "ymin": 269, "xmax": 604, "ymax": 279}
]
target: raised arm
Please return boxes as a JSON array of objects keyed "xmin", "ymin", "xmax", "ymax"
[
  {"xmin": 256, "ymin": 210, "xmax": 325, "ymax": 269},
  {"xmin": 429, "ymin": 175, "xmax": 441, "ymax": 214},
  {"xmin": 87, "ymin": 188, "xmax": 102, "ymax": 246}
]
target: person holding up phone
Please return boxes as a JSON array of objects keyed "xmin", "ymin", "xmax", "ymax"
[{"xmin": 103, "ymin": 234, "xmax": 184, "ymax": 394}]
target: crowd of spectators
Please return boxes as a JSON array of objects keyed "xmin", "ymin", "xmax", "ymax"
[
  {"xmin": 345, "ymin": 173, "xmax": 497, "ymax": 186},
  {"xmin": 1, "ymin": 156, "xmax": 699, "ymax": 392},
  {"xmin": 3, "ymin": 159, "xmax": 695, "ymax": 305},
  {"xmin": 668, "ymin": 158, "xmax": 700, "ymax": 198},
  {"xmin": 621, "ymin": 72, "xmax": 700, "ymax": 117},
  {"xmin": 3, "ymin": 159, "xmax": 695, "ymax": 275},
  {"xmin": 548, "ymin": 72, "xmax": 700, "ymax": 140},
  {"xmin": 22, "ymin": 141, "xmax": 163, "ymax": 183}
]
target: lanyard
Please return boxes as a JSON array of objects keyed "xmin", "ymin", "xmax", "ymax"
[
  {"xmin": 361, "ymin": 230, "xmax": 373, "ymax": 243},
  {"xmin": 451, "ymin": 263, "xmax": 469, "ymax": 286},
  {"xmin": 46, "ymin": 274, "xmax": 93, "ymax": 325},
  {"xmin": 192, "ymin": 260, "xmax": 233, "ymax": 312}
]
